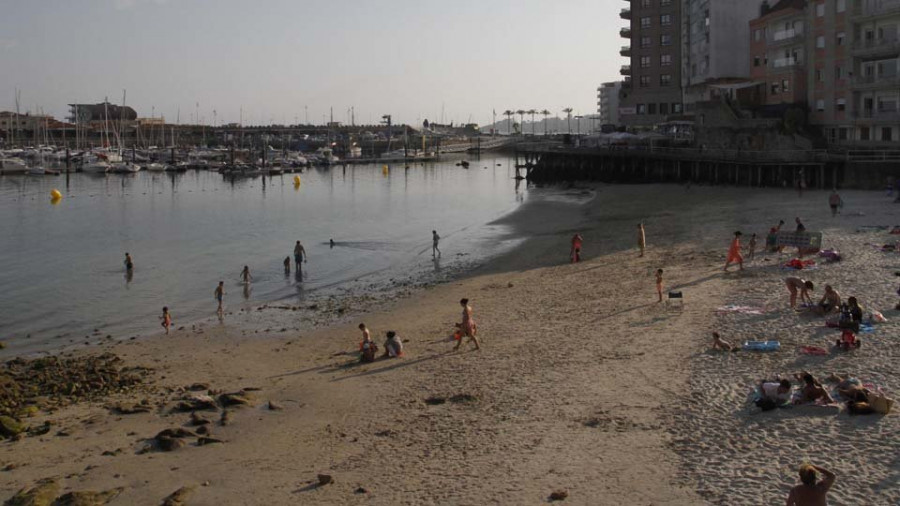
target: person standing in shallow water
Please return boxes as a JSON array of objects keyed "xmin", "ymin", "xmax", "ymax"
[
  {"xmin": 432, "ymin": 230, "xmax": 441, "ymax": 258},
  {"xmin": 124, "ymin": 253, "xmax": 134, "ymax": 272},
  {"xmin": 570, "ymin": 233, "xmax": 583, "ymax": 263},
  {"xmin": 637, "ymin": 223, "xmax": 646, "ymax": 257},
  {"xmin": 294, "ymin": 241, "xmax": 307, "ymax": 272},
  {"xmin": 454, "ymin": 298, "xmax": 480, "ymax": 351},
  {"xmin": 786, "ymin": 463, "xmax": 835, "ymax": 506},
  {"xmin": 214, "ymin": 281, "xmax": 225, "ymax": 313}
]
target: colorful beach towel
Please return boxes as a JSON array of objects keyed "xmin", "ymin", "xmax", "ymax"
[
  {"xmin": 800, "ymin": 345, "xmax": 828, "ymax": 355},
  {"xmin": 783, "ymin": 258, "xmax": 817, "ymax": 270}
]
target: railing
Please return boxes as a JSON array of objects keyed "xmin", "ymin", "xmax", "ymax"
[
  {"xmin": 853, "ymin": 109, "xmax": 900, "ymax": 121},
  {"xmin": 620, "ymin": 65, "xmax": 632, "ymax": 75},
  {"xmin": 852, "ymin": 74, "xmax": 900, "ymax": 88},
  {"xmin": 620, "ymin": 27, "xmax": 631, "ymax": 38},
  {"xmin": 620, "ymin": 45, "xmax": 631, "ymax": 56},
  {"xmin": 772, "ymin": 28, "xmax": 802, "ymax": 42},
  {"xmin": 773, "ymin": 57, "xmax": 801, "ymax": 68},
  {"xmin": 620, "ymin": 8, "xmax": 631, "ymax": 19},
  {"xmin": 854, "ymin": 0, "xmax": 900, "ymax": 17}
]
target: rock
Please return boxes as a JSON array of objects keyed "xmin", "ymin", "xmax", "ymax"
[
  {"xmin": 317, "ymin": 474, "xmax": 334, "ymax": 486},
  {"xmin": 218, "ymin": 393, "xmax": 251, "ymax": 407},
  {"xmin": 173, "ymin": 394, "xmax": 217, "ymax": 412},
  {"xmin": 5, "ymin": 478, "xmax": 59, "ymax": 506},
  {"xmin": 196, "ymin": 436, "xmax": 223, "ymax": 446},
  {"xmin": 156, "ymin": 428, "xmax": 196, "ymax": 439},
  {"xmin": 267, "ymin": 401, "xmax": 283, "ymax": 411},
  {"xmin": 186, "ymin": 383, "xmax": 209, "ymax": 392},
  {"xmin": 155, "ymin": 436, "xmax": 184, "ymax": 452},
  {"xmin": 448, "ymin": 394, "xmax": 477, "ymax": 404},
  {"xmin": 53, "ymin": 487, "xmax": 123, "ymax": 505},
  {"xmin": 424, "ymin": 396, "xmax": 446, "ymax": 405},
  {"xmin": 195, "ymin": 426, "xmax": 209, "ymax": 435},
  {"xmin": 0, "ymin": 416, "xmax": 26, "ymax": 438},
  {"xmin": 354, "ymin": 487, "xmax": 368, "ymax": 494},
  {"xmin": 219, "ymin": 411, "xmax": 230, "ymax": 426},
  {"xmin": 112, "ymin": 403, "xmax": 151, "ymax": 415},
  {"xmin": 161, "ymin": 486, "xmax": 194, "ymax": 506},
  {"xmin": 549, "ymin": 490, "xmax": 569, "ymax": 501}
]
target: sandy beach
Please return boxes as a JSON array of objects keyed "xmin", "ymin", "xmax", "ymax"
[{"xmin": 2, "ymin": 184, "xmax": 898, "ymax": 505}]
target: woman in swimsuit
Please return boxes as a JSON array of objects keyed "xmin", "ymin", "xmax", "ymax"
[
  {"xmin": 454, "ymin": 298, "xmax": 481, "ymax": 351},
  {"xmin": 723, "ymin": 231, "xmax": 743, "ymax": 271},
  {"xmin": 785, "ymin": 277, "xmax": 814, "ymax": 308}
]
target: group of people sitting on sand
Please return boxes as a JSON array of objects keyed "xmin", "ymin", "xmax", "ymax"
[
  {"xmin": 754, "ymin": 370, "xmax": 890, "ymax": 415},
  {"xmin": 358, "ymin": 323, "xmax": 404, "ymax": 363}
]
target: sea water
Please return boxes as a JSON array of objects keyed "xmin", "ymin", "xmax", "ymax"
[{"xmin": 0, "ymin": 156, "xmax": 526, "ymax": 355}]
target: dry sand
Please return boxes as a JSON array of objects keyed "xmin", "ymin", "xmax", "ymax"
[{"xmin": 1, "ymin": 184, "xmax": 898, "ymax": 505}]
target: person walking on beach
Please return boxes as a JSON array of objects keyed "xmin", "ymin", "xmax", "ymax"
[
  {"xmin": 829, "ymin": 190, "xmax": 843, "ymax": 217},
  {"xmin": 785, "ymin": 277, "xmax": 815, "ymax": 309},
  {"xmin": 240, "ymin": 265, "xmax": 252, "ymax": 284},
  {"xmin": 570, "ymin": 233, "xmax": 583, "ymax": 263},
  {"xmin": 786, "ymin": 463, "xmax": 835, "ymax": 506},
  {"xmin": 747, "ymin": 233, "xmax": 757, "ymax": 262},
  {"xmin": 294, "ymin": 241, "xmax": 307, "ymax": 272},
  {"xmin": 723, "ymin": 231, "xmax": 744, "ymax": 272},
  {"xmin": 214, "ymin": 281, "xmax": 225, "ymax": 313},
  {"xmin": 766, "ymin": 220, "xmax": 785, "ymax": 252},
  {"xmin": 160, "ymin": 306, "xmax": 171, "ymax": 335},
  {"xmin": 454, "ymin": 298, "xmax": 480, "ymax": 351},
  {"xmin": 637, "ymin": 223, "xmax": 646, "ymax": 257},
  {"xmin": 124, "ymin": 253, "xmax": 134, "ymax": 272},
  {"xmin": 432, "ymin": 230, "xmax": 441, "ymax": 258},
  {"xmin": 655, "ymin": 268, "xmax": 664, "ymax": 302}
]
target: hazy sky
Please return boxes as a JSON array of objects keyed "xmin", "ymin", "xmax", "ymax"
[{"xmin": 0, "ymin": 0, "xmax": 622, "ymax": 126}]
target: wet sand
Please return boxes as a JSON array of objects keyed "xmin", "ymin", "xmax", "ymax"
[{"xmin": 1, "ymin": 184, "xmax": 898, "ymax": 505}]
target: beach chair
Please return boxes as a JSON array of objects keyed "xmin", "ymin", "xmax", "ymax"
[{"xmin": 666, "ymin": 291, "xmax": 684, "ymax": 311}]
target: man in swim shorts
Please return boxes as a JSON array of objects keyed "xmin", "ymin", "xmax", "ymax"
[
  {"xmin": 786, "ymin": 463, "xmax": 835, "ymax": 506},
  {"xmin": 294, "ymin": 241, "xmax": 307, "ymax": 271}
]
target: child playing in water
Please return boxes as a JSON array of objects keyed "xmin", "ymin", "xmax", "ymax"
[
  {"xmin": 283, "ymin": 256, "xmax": 291, "ymax": 274},
  {"xmin": 240, "ymin": 265, "xmax": 252, "ymax": 284},
  {"xmin": 655, "ymin": 269, "xmax": 664, "ymax": 303},
  {"xmin": 161, "ymin": 307, "xmax": 171, "ymax": 335}
]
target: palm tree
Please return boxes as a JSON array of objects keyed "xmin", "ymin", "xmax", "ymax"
[
  {"xmin": 516, "ymin": 110, "xmax": 526, "ymax": 136},
  {"xmin": 540, "ymin": 110, "xmax": 551, "ymax": 135},
  {"xmin": 503, "ymin": 110, "xmax": 514, "ymax": 135},
  {"xmin": 528, "ymin": 109, "xmax": 537, "ymax": 136},
  {"xmin": 562, "ymin": 108, "xmax": 574, "ymax": 134}
]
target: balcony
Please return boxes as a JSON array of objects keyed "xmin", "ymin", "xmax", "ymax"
[
  {"xmin": 853, "ymin": 0, "xmax": 900, "ymax": 20},
  {"xmin": 773, "ymin": 56, "xmax": 802, "ymax": 68},
  {"xmin": 620, "ymin": 45, "xmax": 631, "ymax": 57},
  {"xmin": 620, "ymin": 65, "xmax": 632, "ymax": 75},
  {"xmin": 852, "ymin": 37, "xmax": 900, "ymax": 59},
  {"xmin": 770, "ymin": 28, "xmax": 803, "ymax": 45},
  {"xmin": 853, "ymin": 109, "xmax": 900, "ymax": 123},
  {"xmin": 620, "ymin": 27, "xmax": 631, "ymax": 39},
  {"xmin": 852, "ymin": 74, "xmax": 900, "ymax": 90},
  {"xmin": 620, "ymin": 8, "xmax": 631, "ymax": 19}
]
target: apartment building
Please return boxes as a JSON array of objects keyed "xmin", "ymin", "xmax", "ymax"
[
  {"xmin": 849, "ymin": 0, "xmax": 900, "ymax": 144},
  {"xmin": 749, "ymin": 0, "xmax": 809, "ymax": 107},
  {"xmin": 682, "ymin": 0, "xmax": 765, "ymax": 107},
  {"xmin": 619, "ymin": 0, "xmax": 684, "ymax": 127},
  {"xmin": 597, "ymin": 81, "xmax": 623, "ymax": 125},
  {"xmin": 804, "ymin": 0, "xmax": 854, "ymax": 143}
]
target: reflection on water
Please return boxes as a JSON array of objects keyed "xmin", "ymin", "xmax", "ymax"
[{"xmin": 0, "ymin": 156, "xmax": 524, "ymax": 354}]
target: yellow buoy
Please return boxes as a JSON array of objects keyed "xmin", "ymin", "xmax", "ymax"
[
  {"xmin": 293, "ymin": 175, "xmax": 301, "ymax": 185},
  {"xmin": 50, "ymin": 189, "xmax": 62, "ymax": 200}
]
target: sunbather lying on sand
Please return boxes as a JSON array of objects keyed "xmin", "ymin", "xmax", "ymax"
[
  {"xmin": 793, "ymin": 372, "xmax": 835, "ymax": 404},
  {"xmin": 711, "ymin": 332, "xmax": 738, "ymax": 352}
]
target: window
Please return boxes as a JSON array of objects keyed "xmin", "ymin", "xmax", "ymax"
[
  {"xmin": 835, "ymin": 66, "xmax": 843, "ymax": 79},
  {"xmin": 754, "ymin": 29, "xmax": 761, "ymax": 42},
  {"xmin": 837, "ymin": 0, "xmax": 846, "ymax": 12},
  {"xmin": 661, "ymin": 54, "xmax": 672, "ymax": 66},
  {"xmin": 838, "ymin": 127, "xmax": 848, "ymax": 140},
  {"xmin": 672, "ymin": 103, "xmax": 683, "ymax": 114},
  {"xmin": 754, "ymin": 55, "xmax": 761, "ymax": 67},
  {"xmin": 640, "ymin": 75, "xmax": 651, "ymax": 87},
  {"xmin": 660, "ymin": 0, "xmax": 671, "ymax": 5},
  {"xmin": 641, "ymin": 17, "xmax": 651, "ymax": 29},
  {"xmin": 882, "ymin": 127, "xmax": 893, "ymax": 141},
  {"xmin": 815, "ymin": 69, "xmax": 824, "ymax": 82},
  {"xmin": 782, "ymin": 79, "xmax": 790, "ymax": 92},
  {"xmin": 641, "ymin": 36, "xmax": 651, "ymax": 48},
  {"xmin": 860, "ymin": 126, "xmax": 870, "ymax": 141},
  {"xmin": 660, "ymin": 34, "xmax": 672, "ymax": 46},
  {"xmin": 771, "ymin": 82, "xmax": 780, "ymax": 94},
  {"xmin": 648, "ymin": 103, "xmax": 657, "ymax": 115},
  {"xmin": 816, "ymin": 99, "xmax": 825, "ymax": 112},
  {"xmin": 816, "ymin": 3, "xmax": 825, "ymax": 16},
  {"xmin": 836, "ymin": 98, "xmax": 846, "ymax": 111},
  {"xmin": 836, "ymin": 32, "xmax": 845, "ymax": 46},
  {"xmin": 661, "ymin": 14, "xmax": 672, "ymax": 26},
  {"xmin": 660, "ymin": 74, "xmax": 672, "ymax": 86},
  {"xmin": 640, "ymin": 56, "xmax": 651, "ymax": 68},
  {"xmin": 637, "ymin": 104, "xmax": 646, "ymax": 115},
  {"xmin": 641, "ymin": 0, "xmax": 651, "ymax": 7},
  {"xmin": 660, "ymin": 103, "xmax": 669, "ymax": 115},
  {"xmin": 816, "ymin": 35, "xmax": 825, "ymax": 48}
]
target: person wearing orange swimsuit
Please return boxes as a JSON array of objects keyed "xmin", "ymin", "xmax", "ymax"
[{"xmin": 723, "ymin": 231, "xmax": 744, "ymax": 271}]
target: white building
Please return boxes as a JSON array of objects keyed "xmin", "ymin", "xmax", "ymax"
[{"xmin": 597, "ymin": 81, "xmax": 623, "ymax": 125}]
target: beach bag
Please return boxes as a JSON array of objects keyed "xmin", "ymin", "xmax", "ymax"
[
  {"xmin": 870, "ymin": 393, "xmax": 894, "ymax": 415},
  {"xmin": 755, "ymin": 398, "xmax": 778, "ymax": 412},
  {"xmin": 847, "ymin": 401, "xmax": 875, "ymax": 415}
]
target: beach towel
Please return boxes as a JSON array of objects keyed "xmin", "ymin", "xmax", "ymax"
[
  {"xmin": 716, "ymin": 305, "xmax": 767, "ymax": 315},
  {"xmin": 859, "ymin": 323, "xmax": 875, "ymax": 333},
  {"xmin": 800, "ymin": 345, "xmax": 828, "ymax": 355},
  {"xmin": 783, "ymin": 258, "xmax": 816, "ymax": 270}
]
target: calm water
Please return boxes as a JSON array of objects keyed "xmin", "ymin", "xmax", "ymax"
[{"xmin": 0, "ymin": 156, "xmax": 526, "ymax": 354}]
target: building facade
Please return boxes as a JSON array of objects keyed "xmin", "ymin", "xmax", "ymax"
[
  {"xmin": 619, "ymin": 0, "xmax": 684, "ymax": 127},
  {"xmin": 0, "ymin": 112, "xmax": 55, "ymax": 133},
  {"xmin": 749, "ymin": 0, "xmax": 809, "ymax": 108},
  {"xmin": 597, "ymin": 81, "xmax": 623, "ymax": 125}
]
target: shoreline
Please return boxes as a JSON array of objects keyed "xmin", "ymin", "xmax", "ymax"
[{"xmin": 2, "ymin": 184, "xmax": 898, "ymax": 504}]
